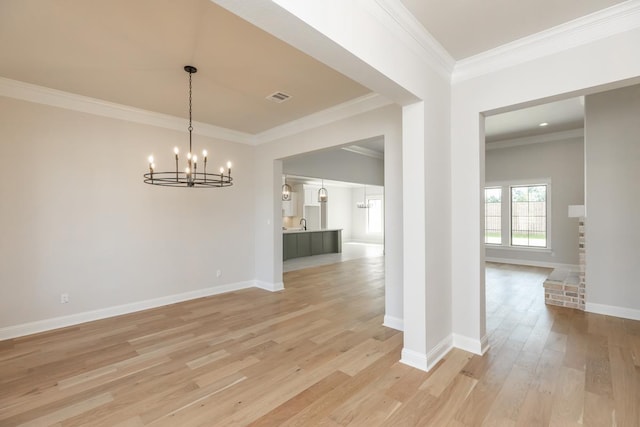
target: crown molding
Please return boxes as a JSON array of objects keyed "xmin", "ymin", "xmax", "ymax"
[
  {"xmin": 453, "ymin": 1, "xmax": 640, "ymax": 84},
  {"xmin": 486, "ymin": 128, "xmax": 584, "ymax": 150},
  {"xmin": 369, "ymin": 0, "xmax": 455, "ymax": 81},
  {"xmin": 0, "ymin": 77, "xmax": 254, "ymax": 144},
  {"xmin": 251, "ymin": 92, "xmax": 394, "ymax": 144},
  {"xmin": 0, "ymin": 77, "xmax": 394, "ymax": 147}
]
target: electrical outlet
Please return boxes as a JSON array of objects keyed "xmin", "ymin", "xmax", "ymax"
[
  {"xmin": 60, "ymin": 293, "xmax": 69, "ymax": 304},
  {"xmin": 216, "ymin": 270, "xmax": 222, "ymax": 278}
]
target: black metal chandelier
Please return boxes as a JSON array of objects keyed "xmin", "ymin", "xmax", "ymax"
[{"xmin": 144, "ymin": 66, "xmax": 233, "ymax": 188}]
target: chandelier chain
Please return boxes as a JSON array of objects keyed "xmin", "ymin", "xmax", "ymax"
[{"xmin": 188, "ymin": 70, "xmax": 193, "ymax": 154}]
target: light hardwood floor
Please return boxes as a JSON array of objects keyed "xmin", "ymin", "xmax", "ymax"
[
  {"xmin": 283, "ymin": 242, "xmax": 384, "ymax": 272},
  {"xmin": 1, "ymin": 259, "xmax": 639, "ymax": 426}
]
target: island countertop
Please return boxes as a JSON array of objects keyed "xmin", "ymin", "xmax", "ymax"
[{"xmin": 282, "ymin": 228, "xmax": 343, "ymax": 234}]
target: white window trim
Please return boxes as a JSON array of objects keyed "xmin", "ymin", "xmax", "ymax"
[
  {"xmin": 484, "ymin": 186, "xmax": 502, "ymax": 246},
  {"xmin": 484, "ymin": 178, "xmax": 552, "ymax": 252}
]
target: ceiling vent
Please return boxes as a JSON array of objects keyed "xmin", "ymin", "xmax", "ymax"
[{"xmin": 266, "ymin": 91, "xmax": 292, "ymax": 103}]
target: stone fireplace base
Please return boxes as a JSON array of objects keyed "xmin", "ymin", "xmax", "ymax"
[
  {"xmin": 543, "ymin": 268, "xmax": 584, "ymax": 310},
  {"xmin": 543, "ymin": 216, "xmax": 586, "ymax": 310}
]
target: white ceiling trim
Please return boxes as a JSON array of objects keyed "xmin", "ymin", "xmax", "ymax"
[
  {"xmin": 486, "ymin": 128, "xmax": 584, "ymax": 150},
  {"xmin": 0, "ymin": 76, "xmax": 254, "ymax": 144},
  {"xmin": 453, "ymin": 1, "xmax": 640, "ymax": 84},
  {"xmin": 0, "ymin": 76, "xmax": 393, "ymax": 147},
  {"xmin": 369, "ymin": 0, "xmax": 455, "ymax": 80},
  {"xmin": 251, "ymin": 92, "xmax": 394, "ymax": 145}
]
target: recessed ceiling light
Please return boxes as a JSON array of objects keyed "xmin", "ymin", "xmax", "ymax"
[{"xmin": 539, "ymin": 122, "xmax": 549, "ymax": 127}]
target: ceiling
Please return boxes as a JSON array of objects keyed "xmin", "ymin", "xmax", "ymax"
[
  {"xmin": 0, "ymin": 0, "xmax": 619, "ymax": 137},
  {"xmin": 399, "ymin": 0, "xmax": 627, "ymax": 60},
  {"xmin": 0, "ymin": 0, "xmax": 369, "ymax": 134},
  {"xmin": 485, "ymin": 97, "xmax": 584, "ymax": 143}
]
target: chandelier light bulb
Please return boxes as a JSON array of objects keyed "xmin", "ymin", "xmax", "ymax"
[
  {"xmin": 187, "ymin": 152, "xmax": 192, "ymax": 160},
  {"xmin": 185, "ymin": 167, "xmax": 190, "ymax": 174},
  {"xmin": 148, "ymin": 155, "xmax": 154, "ymax": 164},
  {"xmin": 193, "ymin": 155, "xmax": 197, "ymax": 163},
  {"xmin": 174, "ymin": 147, "xmax": 179, "ymax": 155},
  {"xmin": 227, "ymin": 161, "xmax": 232, "ymax": 169},
  {"xmin": 202, "ymin": 149, "xmax": 207, "ymax": 158},
  {"xmin": 220, "ymin": 167, "xmax": 224, "ymax": 174}
]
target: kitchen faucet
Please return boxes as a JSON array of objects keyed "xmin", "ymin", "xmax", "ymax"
[{"xmin": 300, "ymin": 218, "xmax": 307, "ymax": 230}]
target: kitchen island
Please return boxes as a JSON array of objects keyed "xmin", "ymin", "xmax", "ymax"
[{"xmin": 282, "ymin": 228, "xmax": 342, "ymax": 261}]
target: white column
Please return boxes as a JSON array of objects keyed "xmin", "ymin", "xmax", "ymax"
[{"xmin": 400, "ymin": 102, "xmax": 428, "ymax": 369}]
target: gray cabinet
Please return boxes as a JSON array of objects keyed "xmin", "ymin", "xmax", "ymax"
[
  {"xmin": 311, "ymin": 232, "xmax": 324, "ymax": 254},
  {"xmin": 283, "ymin": 229, "xmax": 342, "ymax": 260},
  {"xmin": 322, "ymin": 231, "xmax": 336, "ymax": 253},
  {"xmin": 297, "ymin": 233, "xmax": 311, "ymax": 257},
  {"xmin": 283, "ymin": 233, "xmax": 297, "ymax": 261}
]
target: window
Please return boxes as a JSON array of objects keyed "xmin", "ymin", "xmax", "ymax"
[
  {"xmin": 485, "ymin": 181, "xmax": 550, "ymax": 250},
  {"xmin": 366, "ymin": 197, "xmax": 383, "ymax": 233},
  {"xmin": 484, "ymin": 187, "xmax": 502, "ymax": 244},
  {"xmin": 511, "ymin": 184, "xmax": 547, "ymax": 247}
]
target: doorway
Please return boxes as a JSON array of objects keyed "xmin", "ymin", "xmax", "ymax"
[{"xmin": 280, "ymin": 137, "xmax": 385, "ymax": 272}]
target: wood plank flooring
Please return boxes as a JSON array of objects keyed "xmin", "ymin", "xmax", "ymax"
[{"xmin": 1, "ymin": 259, "xmax": 639, "ymax": 426}]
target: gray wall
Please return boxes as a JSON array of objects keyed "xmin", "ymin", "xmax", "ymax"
[
  {"xmin": 0, "ymin": 96, "xmax": 256, "ymax": 331},
  {"xmin": 282, "ymin": 147, "xmax": 383, "ymax": 186},
  {"xmin": 485, "ymin": 137, "xmax": 585, "ymax": 266},
  {"xmin": 585, "ymin": 84, "xmax": 640, "ymax": 315}
]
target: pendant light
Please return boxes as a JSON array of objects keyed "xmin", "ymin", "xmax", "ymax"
[
  {"xmin": 143, "ymin": 66, "xmax": 233, "ymax": 188},
  {"xmin": 318, "ymin": 179, "xmax": 328, "ymax": 203},
  {"xmin": 282, "ymin": 175, "xmax": 292, "ymax": 201},
  {"xmin": 356, "ymin": 185, "xmax": 372, "ymax": 208}
]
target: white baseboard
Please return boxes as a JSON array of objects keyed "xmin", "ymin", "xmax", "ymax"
[
  {"xmin": 383, "ymin": 314, "xmax": 404, "ymax": 331},
  {"xmin": 586, "ymin": 302, "xmax": 640, "ymax": 321},
  {"xmin": 401, "ymin": 335, "xmax": 454, "ymax": 372},
  {"xmin": 486, "ymin": 256, "xmax": 578, "ymax": 271},
  {"xmin": 427, "ymin": 335, "xmax": 454, "ymax": 369},
  {"xmin": 400, "ymin": 348, "xmax": 429, "ymax": 371},
  {"xmin": 0, "ymin": 280, "xmax": 271, "ymax": 341},
  {"xmin": 453, "ymin": 333, "xmax": 490, "ymax": 355},
  {"xmin": 481, "ymin": 334, "xmax": 490, "ymax": 354},
  {"xmin": 254, "ymin": 281, "xmax": 284, "ymax": 292}
]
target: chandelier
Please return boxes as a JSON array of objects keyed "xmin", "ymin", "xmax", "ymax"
[
  {"xmin": 144, "ymin": 66, "xmax": 233, "ymax": 188},
  {"xmin": 318, "ymin": 179, "xmax": 328, "ymax": 203},
  {"xmin": 282, "ymin": 175, "xmax": 292, "ymax": 201},
  {"xmin": 356, "ymin": 185, "xmax": 372, "ymax": 208}
]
